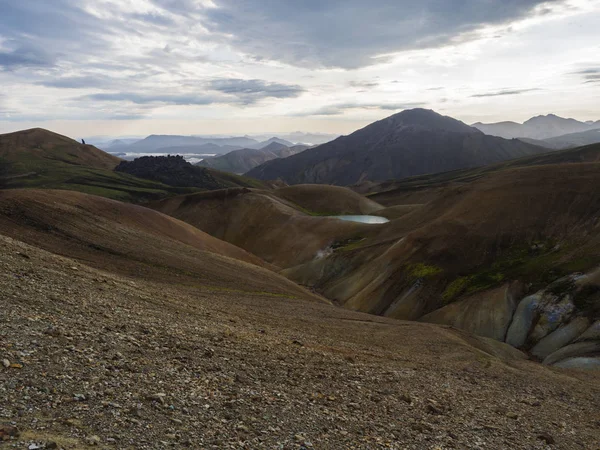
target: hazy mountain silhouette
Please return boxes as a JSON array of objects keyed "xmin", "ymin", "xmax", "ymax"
[{"xmin": 473, "ymin": 114, "xmax": 599, "ymax": 139}]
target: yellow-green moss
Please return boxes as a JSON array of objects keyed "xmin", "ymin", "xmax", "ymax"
[
  {"xmin": 406, "ymin": 263, "xmax": 443, "ymax": 280},
  {"xmin": 442, "ymin": 276, "xmax": 473, "ymax": 303}
]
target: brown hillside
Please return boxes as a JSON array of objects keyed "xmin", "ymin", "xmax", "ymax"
[
  {"xmin": 150, "ymin": 188, "xmax": 379, "ymax": 268},
  {"xmin": 0, "ymin": 128, "xmax": 121, "ymax": 170},
  {"xmin": 0, "ymin": 189, "xmax": 321, "ymax": 302},
  {"xmin": 364, "ymin": 142, "xmax": 600, "ymax": 207},
  {"xmin": 273, "ymin": 184, "xmax": 384, "ymax": 215},
  {"xmin": 289, "ymin": 163, "xmax": 600, "ymax": 314}
]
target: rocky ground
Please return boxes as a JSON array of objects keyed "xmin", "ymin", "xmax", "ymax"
[{"xmin": 1, "ymin": 234, "xmax": 600, "ymax": 449}]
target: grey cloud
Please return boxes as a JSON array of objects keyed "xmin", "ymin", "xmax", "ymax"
[
  {"xmin": 295, "ymin": 102, "xmax": 425, "ymax": 116},
  {"xmin": 83, "ymin": 93, "xmax": 218, "ymax": 106},
  {"xmin": 37, "ymin": 75, "xmax": 114, "ymax": 89},
  {"xmin": 349, "ymin": 81, "xmax": 379, "ymax": 89},
  {"xmin": 207, "ymin": 78, "xmax": 305, "ymax": 103},
  {"xmin": 0, "ymin": 45, "xmax": 55, "ymax": 70},
  {"xmin": 579, "ymin": 69, "xmax": 600, "ymax": 84},
  {"xmin": 0, "ymin": 0, "xmax": 112, "ymax": 67},
  {"xmin": 201, "ymin": 0, "xmax": 563, "ymax": 68},
  {"xmin": 127, "ymin": 12, "xmax": 175, "ymax": 27},
  {"xmin": 471, "ymin": 88, "xmax": 541, "ymax": 98}
]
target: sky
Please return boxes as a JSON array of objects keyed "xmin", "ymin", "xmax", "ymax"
[{"xmin": 0, "ymin": 0, "xmax": 599, "ymax": 137}]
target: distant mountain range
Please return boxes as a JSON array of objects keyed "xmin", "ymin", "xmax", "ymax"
[
  {"xmin": 247, "ymin": 109, "xmax": 549, "ymax": 185},
  {"xmin": 100, "ymin": 135, "xmax": 305, "ymax": 157},
  {"xmin": 197, "ymin": 142, "xmax": 309, "ymax": 174},
  {"xmin": 473, "ymin": 114, "xmax": 600, "ymax": 140}
]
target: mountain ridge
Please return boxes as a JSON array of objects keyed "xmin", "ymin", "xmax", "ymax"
[
  {"xmin": 474, "ymin": 114, "xmax": 599, "ymax": 139},
  {"xmin": 246, "ymin": 109, "xmax": 548, "ymax": 185}
]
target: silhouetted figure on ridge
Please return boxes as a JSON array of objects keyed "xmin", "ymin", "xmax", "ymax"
[{"xmin": 81, "ymin": 139, "xmax": 86, "ymax": 145}]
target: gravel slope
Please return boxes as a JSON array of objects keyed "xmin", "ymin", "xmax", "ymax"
[{"xmin": 2, "ymin": 234, "xmax": 600, "ymax": 449}]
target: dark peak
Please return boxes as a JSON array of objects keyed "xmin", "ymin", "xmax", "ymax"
[
  {"xmin": 378, "ymin": 108, "xmax": 478, "ymax": 134},
  {"xmin": 262, "ymin": 141, "xmax": 288, "ymax": 151}
]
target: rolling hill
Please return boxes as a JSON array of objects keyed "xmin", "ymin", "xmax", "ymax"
[
  {"xmin": 0, "ymin": 128, "xmax": 266, "ymax": 202},
  {"xmin": 0, "ymin": 128, "xmax": 186, "ymax": 202},
  {"xmin": 246, "ymin": 109, "xmax": 548, "ymax": 185},
  {"xmin": 149, "ymin": 186, "xmax": 376, "ymax": 268},
  {"xmin": 0, "ymin": 189, "xmax": 317, "ymax": 300},
  {"xmin": 197, "ymin": 142, "xmax": 309, "ymax": 174}
]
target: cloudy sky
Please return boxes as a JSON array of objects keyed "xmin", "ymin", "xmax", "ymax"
[{"xmin": 0, "ymin": 0, "xmax": 599, "ymax": 137}]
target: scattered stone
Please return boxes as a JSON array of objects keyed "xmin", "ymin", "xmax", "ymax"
[
  {"xmin": 86, "ymin": 435, "xmax": 101, "ymax": 446},
  {"xmin": 506, "ymin": 412, "xmax": 519, "ymax": 420},
  {"xmin": 0, "ymin": 425, "xmax": 19, "ymax": 440},
  {"xmin": 1, "ymin": 359, "xmax": 9, "ymax": 368},
  {"xmin": 400, "ymin": 394, "xmax": 413, "ymax": 404},
  {"xmin": 538, "ymin": 433, "xmax": 555, "ymax": 445}
]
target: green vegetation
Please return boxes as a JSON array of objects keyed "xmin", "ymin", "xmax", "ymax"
[
  {"xmin": 332, "ymin": 237, "xmax": 367, "ymax": 252},
  {"xmin": 442, "ymin": 239, "xmax": 600, "ymax": 303},
  {"xmin": 406, "ymin": 263, "xmax": 443, "ymax": 280},
  {"xmin": 442, "ymin": 276, "xmax": 473, "ymax": 303}
]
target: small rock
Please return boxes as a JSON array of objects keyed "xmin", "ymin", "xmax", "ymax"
[
  {"xmin": 426, "ymin": 403, "xmax": 444, "ymax": 415},
  {"xmin": 147, "ymin": 393, "xmax": 167, "ymax": 404},
  {"xmin": 399, "ymin": 393, "xmax": 413, "ymax": 404},
  {"xmin": 0, "ymin": 424, "xmax": 19, "ymax": 440},
  {"xmin": 538, "ymin": 432, "xmax": 555, "ymax": 445},
  {"xmin": 292, "ymin": 340, "xmax": 304, "ymax": 347},
  {"xmin": 28, "ymin": 444, "xmax": 41, "ymax": 450},
  {"xmin": 1, "ymin": 359, "xmax": 9, "ymax": 368},
  {"xmin": 506, "ymin": 412, "xmax": 519, "ymax": 420},
  {"xmin": 86, "ymin": 435, "xmax": 101, "ymax": 446},
  {"xmin": 204, "ymin": 348, "xmax": 215, "ymax": 358},
  {"xmin": 45, "ymin": 442, "xmax": 58, "ymax": 449}
]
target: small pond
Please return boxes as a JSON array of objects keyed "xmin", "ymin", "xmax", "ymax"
[{"xmin": 328, "ymin": 215, "xmax": 390, "ymax": 224}]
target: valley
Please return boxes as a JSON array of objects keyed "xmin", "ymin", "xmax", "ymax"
[{"xmin": 1, "ymin": 112, "xmax": 600, "ymax": 449}]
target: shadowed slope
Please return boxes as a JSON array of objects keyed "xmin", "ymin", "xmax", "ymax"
[
  {"xmin": 290, "ymin": 163, "xmax": 600, "ymax": 314},
  {"xmin": 363, "ymin": 142, "xmax": 600, "ymax": 207},
  {"xmin": 0, "ymin": 189, "xmax": 322, "ymax": 302},
  {"xmin": 272, "ymin": 184, "xmax": 384, "ymax": 215}
]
